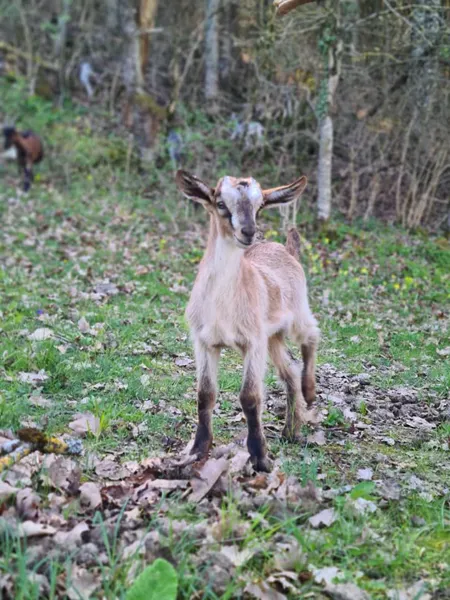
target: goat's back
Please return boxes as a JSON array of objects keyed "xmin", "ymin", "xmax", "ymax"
[
  {"xmin": 246, "ymin": 240, "xmax": 316, "ymax": 341},
  {"xmin": 245, "ymin": 241, "xmax": 305, "ymax": 279},
  {"xmin": 17, "ymin": 131, "xmax": 44, "ymax": 163},
  {"xmin": 245, "ymin": 241, "xmax": 307, "ymax": 311}
]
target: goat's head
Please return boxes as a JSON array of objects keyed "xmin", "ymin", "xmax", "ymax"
[
  {"xmin": 3, "ymin": 126, "xmax": 17, "ymax": 150},
  {"xmin": 176, "ymin": 170, "xmax": 307, "ymax": 249}
]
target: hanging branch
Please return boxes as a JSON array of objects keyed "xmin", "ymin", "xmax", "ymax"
[{"xmin": 273, "ymin": 0, "xmax": 316, "ymax": 17}]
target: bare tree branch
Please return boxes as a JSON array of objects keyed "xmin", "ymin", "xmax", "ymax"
[{"xmin": 273, "ymin": 0, "xmax": 317, "ymax": 17}]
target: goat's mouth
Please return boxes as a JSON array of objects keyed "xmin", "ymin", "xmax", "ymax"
[{"xmin": 234, "ymin": 235, "xmax": 254, "ymax": 248}]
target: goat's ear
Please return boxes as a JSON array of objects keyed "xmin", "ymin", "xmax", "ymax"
[
  {"xmin": 262, "ymin": 176, "xmax": 307, "ymax": 208},
  {"xmin": 175, "ymin": 170, "xmax": 214, "ymax": 206}
]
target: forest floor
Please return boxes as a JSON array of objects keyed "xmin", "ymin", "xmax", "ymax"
[{"xmin": 0, "ymin": 175, "xmax": 449, "ymax": 600}]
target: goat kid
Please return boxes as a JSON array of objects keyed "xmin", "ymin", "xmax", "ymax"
[
  {"xmin": 176, "ymin": 170, "xmax": 319, "ymax": 471},
  {"xmin": 3, "ymin": 127, "xmax": 44, "ymax": 192}
]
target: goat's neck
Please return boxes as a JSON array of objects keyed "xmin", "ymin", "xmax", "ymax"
[{"xmin": 204, "ymin": 214, "xmax": 244, "ymax": 282}]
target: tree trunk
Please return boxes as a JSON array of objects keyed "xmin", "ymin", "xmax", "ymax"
[
  {"xmin": 205, "ymin": 0, "xmax": 220, "ymax": 105},
  {"xmin": 138, "ymin": 0, "xmax": 159, "ymax": 76},
  {"xmin": 221, "ymin": 0, "xmax": 237, "ymax": 89},
  {"xmin": 106, "ymin": 0, "xmax": 119, "ymax": 32},
  {"xmin": 317, "ymin": 115, "xmax": 333, "ymax": 221},
  {"xmin": 410, "ymin": 0, "xmax": 443, "ymax": 115},
  {"xmin": 316, "ymin": 0, "xmax": 342, "ymax": 223},
  {"xmin": 121, "ymin": 1, "xmax": 166, "ymax": 163}
]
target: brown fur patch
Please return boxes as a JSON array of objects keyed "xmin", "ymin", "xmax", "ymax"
[{"xmin": 286, "ymin": 228, "xmax": 301, "ymax": 260}]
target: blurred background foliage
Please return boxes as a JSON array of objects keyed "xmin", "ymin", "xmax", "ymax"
[{"xmin": 0, "ymin": 0, "xmax": 449, "ymax": 229}]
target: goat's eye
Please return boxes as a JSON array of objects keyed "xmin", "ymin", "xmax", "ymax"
[{"xmin": 216, "ymin": 201, "xmax": 226, "ymax": 210}]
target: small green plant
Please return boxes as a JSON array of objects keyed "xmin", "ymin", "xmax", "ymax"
[
  {"xmin": 349, "ymin": 481, "xmax": 376, "ymax": 500},
  {"xmin": 126, "ymin": 558, "xmax": 178, "ymax": 600},
  {"xmin": 358, "ymin": 400, "xmax": 368, "ymax": 416},
  {"xmin": 323, "ymin": 406, "xmax": 345, "ymax": 427}
]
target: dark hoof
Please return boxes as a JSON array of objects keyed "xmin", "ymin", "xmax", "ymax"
[
  {"xmin": 190, "ymin": 438, "xmax": 212, "ymax": 458},
  {"xmin": 251, "ymin": 455, "xmax": 273, "ymax": 472},
  {"xmin": 281, "ymin": 427, "xmax": 301, "ymax": 443}
]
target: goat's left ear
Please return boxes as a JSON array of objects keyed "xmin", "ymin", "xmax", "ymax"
[{"xmin": 262, "ymin": 176, "xmax": 307, "ymax": 208}]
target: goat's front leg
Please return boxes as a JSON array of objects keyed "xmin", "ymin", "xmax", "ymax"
[
  {"xmin": 240, "ymin": 344, "xmax": 271, "ymax": 472},
  {"xmin": 269, "ymin": 334, "xmax": 306, "ymax": 441},
  {"xmin": 191, "ymin": 340, "xmax": 219, "ymax": 458}
]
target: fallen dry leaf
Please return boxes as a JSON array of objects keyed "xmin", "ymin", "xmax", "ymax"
[
  {"xmin": 405, "ymin": 416, "xmax": 436, "ymax": 430},
  {"xmin": 246, "ymin": 473, "xmax": 269, "ymax": 490},
  {"xmin": 140, "ymin": 374, "xmax": 151, "ymax": 387},
  {"xmin": 220, "ymin": 545, "xmax": 256, "ymax": 567},
  {"xmin": 4, "ymin": 451, "xmax": 43, "ymax": 487},
  {"xmin": 28, "ymin": 327, "xmax": 54, "ymax": 341},
  {"xmin": 16, "ymin": 488, "xmax": 40, "ymax": 519},
  {"xmin": 133, "ymin": 478, "xmax": 188, "ymax": 504},
  {"xmin": 310, "ymin": 565, "xmax": 342, "ymax": 585},
  {"xmin": 245, "ymin": 581, "xmax": 288, "ymax": 600},
  {"xmin": 79, "ymin": 482, "xmax": 102, "ymax": 511},
  {"xmin": 18, "ymin": 521, "xmax": 56, "ymax": 538},
  {"xmin": 145, "ymin": 479, "xmax": 188, "ymax": 490},
  {"xmin": 77, "ymin": 317, "xmax": 90, "ymax": 334},
  {"xmin": 54, "ymin": 522, "xmax": 89, "ymax": 549},
  {"xmin": 27, "ymin": 573, "xmax": 49, "ymax": 596},
  {"xmin": 18, "ymin": 370, "xmax": 48, "ymax": 385},
  {"xmin": 308, "ymin": 507, "xmax": 337, "ymax": 528},
  {"xmin": 436, "ymin": 346, "xmax": 450, "ymax": 357},
  {"xmin": 229, "ymin": 449, "xmax": 250, "ymax": 473},
  {"xmin": 28, "ymin": 393, "xmax": 52, "ymax": 408},
  {"xmin": 267, "ymin": 572, "xmax": 299, "ymax": 594},
  {"xmin": 67, "ymin": 565, "xmax": 99, "ymax": 600},
  {"xmin": 175, "ymin": 356, "xmax": 195, "ymax": 368},
  {"xmin": 346, "ymin": 497, "xmax": 377, "ymax": 517},
  {"xmin": 41, "ymin": 455, "xmax": 81, "ymax": 492},
  {"xmin": 273, "ymin": 539, "xmax": 307, "ymax": 571},
  {"xmin": 95, "ymin": 458, "xmax": 128, "ymax": 480},
  {"xmin": 189, "ymin": 457, "xmax": 229, "ymax": 502},
  {"xmin": 342, "ymin": 407, "xmax": 357, "ymax": 422},
  {"xmin": 0, "ymin": 481, "xmax": 19, "ymax": 501},
  {"xmin": 93, "ymin": 282, "xmax": 118, "ymax": 296},
  {"xmin": 377, "ymin": 480, "xmax": 401, "ymax": 501},
  {"xmin": 325, "ymin": 582, "xmax": 371, "ymax": 600},
  {"xmin": 387, "ymin": 580, "xmax": 431, "ymax": 600},
  {"xmin": 69, "ymin": 412, "xmax": 101, "ymax": 436},
  {"xmin": 357, "ymin": 467, "xmax": 373, "ymax": 481},
  {"xmin": 307, "ymin": 429, "xmax": 327, "ymax": 446}
]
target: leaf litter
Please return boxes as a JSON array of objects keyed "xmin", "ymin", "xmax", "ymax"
[
  {"xmin": 1, "ymin": 363, "xmax": 448, "ymax": 598},
  {"xmin": 0, "ymin": 434, "xmax": 334, "ymax": 599}
]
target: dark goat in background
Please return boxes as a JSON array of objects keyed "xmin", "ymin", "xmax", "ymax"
[{"xmin": 3, "ymin": 126, "xmax": 44, "ymax": 191}]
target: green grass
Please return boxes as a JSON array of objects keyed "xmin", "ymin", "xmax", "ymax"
[{"xmin": 0, "ymin": 80, "xmax": 449, "ymax": 599}]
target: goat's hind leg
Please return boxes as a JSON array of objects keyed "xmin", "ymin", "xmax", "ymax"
[
  {"xmin": 23, "ymin": 156, "xmax": 33, "ymax": 192},
  {"xmin": 191, "ymin": 340, "xmax": 220, "ymax": 458},
  {"xmin": 293, "ymin": 314, "xmax": 320, "ymax": 406},
  {"xmin": 301, "ymin": 341, "xmax": 317, "ymax": 406},
  {"xmin": 269, "ymin": 334, "xmax": 307, "ymax": 442},
  {"xmin": 240, "ymin": 344, "xmax": 271, "ymax": 472}
]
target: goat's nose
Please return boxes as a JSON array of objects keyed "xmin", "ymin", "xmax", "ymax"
[{"xmin": 241, "ymin": 225, "xmax": 256, "ymax": 238}]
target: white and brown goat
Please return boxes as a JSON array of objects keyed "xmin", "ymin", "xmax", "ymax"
[{"xmin": 176, "ymin": 170, "xmax": 319, "ymax": 471}]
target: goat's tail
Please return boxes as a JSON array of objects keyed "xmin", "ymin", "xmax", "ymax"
[{"xmin": 286, "ymin": 227, "xmax": 301, "ymax": 261}]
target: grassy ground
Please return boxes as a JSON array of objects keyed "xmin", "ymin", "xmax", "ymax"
[{"xmin": 0, "ymin": 84, "xmax": 449, "ymax": 599}]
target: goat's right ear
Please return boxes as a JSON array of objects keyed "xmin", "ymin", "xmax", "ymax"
[{"xmin": 175, "ymin": 170, "xmax": 214, "ymax": 207}]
